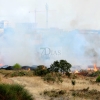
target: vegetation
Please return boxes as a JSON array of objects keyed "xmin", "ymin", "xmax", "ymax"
[
  {"xmin": 43, "ymin": 72, "xmax": 63, "ymax": 83},
  {"xmin": 34, "ymin": 65, "xmax": 48, "ymax": 76},
  {"xmin": 1, "ymin": 60, "xmax": 100, "ymax": 100},
  {"xmin": 0, "ymin": 84, "xmax": 34, "ymax": 100},
  {"xmin": 49, "ymin": 60, "xmax": 72, "ymax": 76},
  {"xmin": 0, "ymin": 70, "xmax": 34, "ymax": 77},
  {"xmin": 79, "ymin": 69, "xmax": 88, "ymax": 76},
  {"xmin": 74, "ymin": 88, "xmax": 100, "ymax": 100},
  {"xmin": 71, "ymin": 79, "xmax": 76, "ymax": 90},
  {"xmin": 13, "ymin": 63, "xmax": 21, "ymax": 70},
  {"xmin": 11, "ymin": 70, "xmax": 34, "ymax": 77},
  {"xmin": 88, "ymin": 71, "xmax": 100, "ymax": 77},
  {"xmin": 43, "ymin": 89, "xmax": 66, "ymax": 97},
  {"xmin": 96, "ymin": 75, "xmax": 100, "ymax": 82},
  {"xmin": 71, "ymin": 79, "xmax": 76, "ymax": 100}
]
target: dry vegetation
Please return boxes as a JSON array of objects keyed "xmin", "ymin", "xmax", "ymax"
[{"xmin": 0, "ymin": 70, "xmax": 100, "ymax": 100}]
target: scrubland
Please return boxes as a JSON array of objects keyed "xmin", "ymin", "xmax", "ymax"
[{"xmin": 0, "ymin": 70, "xmax": 100, "ymax": 100}]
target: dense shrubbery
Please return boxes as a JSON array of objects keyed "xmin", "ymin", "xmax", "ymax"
[
  {"xmin": 43, "ymin": 72, "xmax": 63, "ymax": 83},
  {"xmin": 34, "ymin": 65, "xmax": 48, "ymax": 76},
  {"xmin": 11, "ymin": 70, "xmax": 34, "ymax": 77},
  {"xmin": 0, "ymin": 84, "xmax": 34, "ymax": 100},
  {"xmin": 96, "ymin": 75, "xmax": 100, "ymax": 82},
  {"xmin": 88, "ymin": 71, "xmax": 100, "ymax": 77}
]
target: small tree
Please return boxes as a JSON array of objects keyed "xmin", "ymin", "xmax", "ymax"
[
  {"xmin": 13, "ymin": 63, "xmax": 21, "ymax": 70},
  {"xmin": 49, "ymin": 60, "xmax": 72, "ymax": 76},
  {"xmin": 71, "ymin": 80, "xmax": 76, "ymax": 90}
]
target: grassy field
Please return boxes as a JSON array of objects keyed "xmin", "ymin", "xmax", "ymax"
[{"xmin": 0, "ymin": 70, "xmax": 100, "ymax": 100}]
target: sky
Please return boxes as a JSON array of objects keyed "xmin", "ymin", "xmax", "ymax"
[
  {"xmin": 0, "ymin": 0, "xmax": 100, "ymax": 30},
  {"xmin": 0, "ymin": 0, "xmax": 100, "ymax": 68}
]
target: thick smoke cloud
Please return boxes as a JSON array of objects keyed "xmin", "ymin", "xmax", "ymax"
[
  {"xmin": 0, "ymin": 27, "xmax": 87, "ymax": 67},
  {"xmin": 0, "ymin": 0, "xmax": 100, "ymax": 68},
  {"xmin": 81, "ymin": 31, "xmax": 100, "ymax": 66}
]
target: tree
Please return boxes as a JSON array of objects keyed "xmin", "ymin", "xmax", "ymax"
[
  {"xmin": 59, "ymin": 60, "xmax": 71, "ymax": 74},
  {"xmin": 13, "ymin": 63, "xmax": 21, "ymax": 70},
  {"xmin": 49, "ymin": 61, "xmax": 60, "ymax": 72},
  {"xmin": 49, "ymin": 60, "xmax": 72, "ymax": 75}
]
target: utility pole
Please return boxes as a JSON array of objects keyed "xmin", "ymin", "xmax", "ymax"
[{"xmin": 29, "ymin": 9, "xmax": 37, "ymax": 29}]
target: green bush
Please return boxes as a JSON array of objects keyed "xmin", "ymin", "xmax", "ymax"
[
  {"xmin": 13, "ymin": 63, "xmax": 21, "ymax": 70},
  {"xmin": 34, "ymin": 65, "xmax": 48, "ymax": 76},
  {"xmin": 96, "ymin": 75, "xmax": 100, "ymax": 82},
  {"xmin": 0, "ymin": 84, "xmax": 34, "ymax": 100}
]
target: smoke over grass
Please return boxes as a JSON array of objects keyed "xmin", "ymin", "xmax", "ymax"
[
  {"xmin": 0, "ymin": 0, "xmax": 100, "ymax": 68},
  {"xmin": 0, "ymin": 27, "xmax": 86, "ymax": 67}
]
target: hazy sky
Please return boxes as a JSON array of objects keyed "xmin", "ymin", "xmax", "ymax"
[
  {"xmin": 0, "ymin": 0, "xmax": 100, "ymax": 30},
  {"xmin": 0, "ymin": 0, "xmax": 100, "ymax": 68}
]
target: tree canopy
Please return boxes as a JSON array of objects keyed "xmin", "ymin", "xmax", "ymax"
[{"xmin": 49, "ymin": 60, "xmax": 72, "ymax": 74}]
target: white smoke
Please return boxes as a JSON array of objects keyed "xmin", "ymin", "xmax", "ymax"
[{"xmin": 0, "ymin": 0, "xmax": 100, "ymax": 68}]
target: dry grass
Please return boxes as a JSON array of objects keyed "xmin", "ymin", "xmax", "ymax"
[
  {"xmin": 9, "ymin": 76, "xmax": 100, "ymax": 100},
  {"xmin": 0, "ymin": 70, "xmax": 100, "ymax": 100},
  {"xmin": 0, "ymin": 73, "xmax": 13, "ymax": 84}
]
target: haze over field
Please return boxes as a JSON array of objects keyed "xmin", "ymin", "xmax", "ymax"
[{"xmin": 0, "ymin": 0, "xmax": 100, "ymax": 68}]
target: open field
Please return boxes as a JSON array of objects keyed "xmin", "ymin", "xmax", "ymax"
[
  {"xmin": 0, "ymin": 70, "xmax": 100, "ymax": 100},
  {"xmin": 10, "ymin": 76, "xmax": 100, "ymax": 100}
]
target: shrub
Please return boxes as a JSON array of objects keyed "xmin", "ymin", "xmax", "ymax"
[
  {"xmin": 34, "ymin": 65, "xmax": 48, "ymax": 76},
  {"xmin": 43, "ymin": 73, "xmax": 63, "ymax": 84},
  {"xmin": 96, "ymin": 75, "xmax": 100, "ymax": 82},
  {"xmin": 88, "ymin": 71, "xmax": 100, "ymax": 77},
  {"xmin": 43, "ymin": 73, "xmax": 55, "ymax": 83},
  {"xmin": 13, "ymin": 63, "xmax": 21, "ymax": 70},
  {"xmin": 0, "ymin": 84, "xmax": 34, "ymax": 100},
  {"xmin": 11, "ymin": 70, "xmax": 34, "ymax": 77}
]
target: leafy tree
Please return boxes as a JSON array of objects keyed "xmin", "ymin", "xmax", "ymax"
[
  {"xmin": 49, "ymin": 61, "xmax": 60, "ymax": 72},
  {"xmin": 59, "ymin": 60, "xmax": 71, "ymax": 74},
  {"xmin": 49, "ymin": 60, "xmax": 72, "ymax": 75},
  {"xmin": 13, "ymin": 63, "xmax": 21, "ymax": 70}
]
